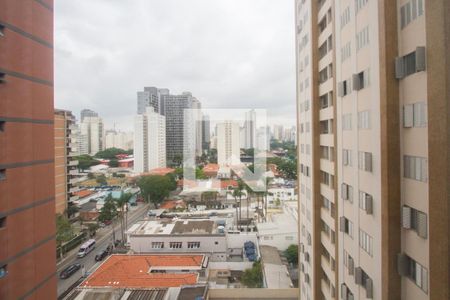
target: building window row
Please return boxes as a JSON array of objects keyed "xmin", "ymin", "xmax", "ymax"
[
  {"xmin": 398, "ymin": 253, "xmax": 428, "ymax": 294},
  {"xmin": 321, "ymin": 171, "xmax": 334, "ymax": 188},
  {"xmin": 319, "ymin": 63, "xmax": 333, "ymax": 84},
  {"xmin": 319, "ymin": 91, "xmax": 333, "ymax": 109},
  {"xmin": 355, "ymin": 0, "xmax": 369, "ymax": 13},
  {"xmin": 403, "ymin": 102, "xmax": 427, "ymax": 128},
  {"xmin": 358, "ymin": 151, "xmax": 373, "ymax": 172},
  {"xmin": 355, "ymin": 267, "xmax": 374, "ymax": 298},
  {"xmin": 341, "ymin": 183, "xmax": 354, "ymax": 202},
  {"xmin": 358, "ymin": 191, "xmax": 374, "ymax": 214},
  {"xmin": 403, "ymin": 155, "xmax": 427, "ymax": 182},
  {"xmin": 341, "ymin": 283, "xmax": 355, "ymax": 300},
  {"xmin": 340, "ymin": 6, "xmax": 351, "ymax": 29},
  {"xmin": 353, "ymin": 68, "xmax": 370, "ymax": 91},
  {"xmin": 395, "ymin": 47, "xmax": 426, "ymax": 79},
  {"xmin": 320, "ymin": 119, "xmax": 333, "ymax": 134},
  {"xmin": 358, "ymin": 110, "xmax": 371, "ymax": 129},
  {"xmin": 402, "ymin": 205, "xmax": 427, "ymax": 238},
  {"xmin": 320, "ymin": 145, "xmax": 334, "ymax": 161},
  {"xmin": 338, "ymin": 78, "xmax": 352, "ymax": 97},
  {"xmin": 152, "ymin": 242, "xmax": 164, "ymax": 249},
  {"xmin": 341, "ymin": 41, "xmax": 351, "ymax": 62},
  {"xmin": 340, "ymin": 217, "xmax": 354, "ymax": 238},
  {"xmin": 400, "ymin": 0, "xmax": 424, "ymax": 29},
  {"xmin": 300, "ymin": 164, "xmax": 310, "ymax": 177},
  {"xmin": 318, "ymin": 37, "xmax": 333, "ymax": 60},
  {"xmin": 343, "ymin": 249, "xmax": 355, "ymax": 276},
  {"xmin": 356, "ymin": 26, "xmax": 370, "ymax": 51},
  {"xmin": 359, "ymin": 229, "xmax": 373, "ymax": 256},
  {"xmin": 169, "ymin": 242, "xmax": 183, "ymax": 249},
  {"xmin": 187, "ymin": 241, "xmax": 201, "ymax": 249}
]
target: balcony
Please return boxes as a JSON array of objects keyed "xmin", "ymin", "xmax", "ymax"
[
  {"xmin": 68, "ymin": 160, "xmax": 79, "ymax": 166},
  {"xmin": 69, "ymin": 186, "xmax": 80, "ymax": 193},
  {"xmin": 70, "ymin": 195, "xmax": 79, "ymax": 201},
  {"xmin": 69, "ymin": 169, "xmax": 79, "ymax": 176}
]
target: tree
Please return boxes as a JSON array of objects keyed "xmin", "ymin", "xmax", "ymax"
[
  {"xmin": 241, "ymin": 261, "xmax": 263, "ymax": 288},
  {"xmin": 66, "ymin": 204, "xmax": 79, "ymax": 219},
  {"xmin": 109, "ymin": 159, "xmax": 119, "ymax": 168},
  {"xmin": 96, "ymin": 174, "xmax": 107, "ymax": 185},
  {"xmin": 56, "ymin": 214, "xmax": 74, "ymax": 245},
  {"xmin": 171, "ymin": 155, "xmax": 183, "ymax": 168},
  {"xmin": 137, "ymin": 175, "xmax": 174, "ymax": 205},
  {"xmin": 285, "ymin": 244, "xmax": 299, "ymax": 265},
  {"xmin": 95, "ymin": 148, "xmax": 127, "ymax": 159},
  {"xmin": 75, "ymin": 155, "xmax": 100, "ymax": 171},
  {"xmin": 98, "ymin": 196, "xmax": 117, "ymax": 223},
  {"xmin": 88, "ymin": 223, "xmax": 99, "ymax": 237},
  {"xmin": 115, "ymin": 192, "xmax": 132, "ymax": 242}
]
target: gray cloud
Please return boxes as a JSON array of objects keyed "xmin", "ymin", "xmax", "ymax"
[{"xmin": 55, "ymin": 0, "xmax": 296, "ymax": 131}]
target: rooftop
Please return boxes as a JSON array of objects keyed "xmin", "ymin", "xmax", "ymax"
[
  {"xmin": 127, "ymin": 219, "xmax": 219, "ymax": 236},
  {"xmin": 80, "ymin": 255, "xmax": 204, "ymax": 289}
]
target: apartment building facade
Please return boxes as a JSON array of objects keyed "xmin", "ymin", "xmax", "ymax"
[
  {"xmin": 0, "ymin": 1, "xmax": 57, "ymax": 298},
  {"xmin": 79, "ymin": 115, "xmax": 104, "ymax": 156},
  {"xmin": 54, "ymin": 110, "xmax": 80, "ymax": 215},
  {"xmin": 295, "ymin": 0, "xmax": 449, "ymax": 300},
  {"xmin": 217, "ymin": 121, "xmax": 241, "ymax": 166}
]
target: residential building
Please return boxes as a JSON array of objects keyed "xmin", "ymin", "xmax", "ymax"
[
  {"xmin": 192, "ymin": 97, "xmax": 203, "ymax": 157},
  {"xmin": 105, "ymin": 130, "xmax": 133, "ymax": 150},
  {"xmin": 202, "ymin": 114, "xmax": 211, "ymax": 150},
  {"xmin": 0, "ymin": 1, "xmax": 57, "ymax": 298},
  {"xmin": 134, "ymin": 107, "xmax": 166, "ymax": 174},
  {"xmin": 79, "ymin": 115, "xmax": 104, "ymax": 155},
  {"xmin": 126, "ymin": 220, "xmax": 227, "ymax": 261},
  {"xmin": 295, "ymin": 1, "xmax": 450, "ymax": 300},
  {"xmin": 256, "ymin": 126, "xmax": 271, "ymax": 151},
  {"xmin": 217, "ymin": 122, "xmax": 241, "ymax": 166},
  {"xmin": 80, "ymin": 108, "xmax": 98, "ymax": 121},
  {"xmin": 54, "ymin": 110, "xmax": 80, "ymax": 215},
  {"xmin": 273, "ymin": 125, "xmax": 284, "ymax": 141}
]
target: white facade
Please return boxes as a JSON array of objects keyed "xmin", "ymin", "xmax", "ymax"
[
  {"xmin": 217, "ymin": 122, "xmax": 241, "ymax": 166},
  {"xmin": 134, "ymin": 107, "xmax": 166, "ymax": 173},
  {"xmin": 267, "ymin": 188, "xmax": 296, "ymax": 208},
  {"xmin": 105, "ymin": 130, "xmax": 133, "ymax": 150},
  {"xmin": 79, "ymin": 116, "xmax": 104, "ymax": 156},
  {"xmin": 243, "ymin": 110, "xmax": 256, "ymax": 149}
]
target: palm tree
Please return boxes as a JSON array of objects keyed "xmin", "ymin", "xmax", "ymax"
[
  {"xmin": 229, "ymin": 187, "xmax": 244, "ymax": 230},
  {"xmin": 244, "ymin": 183, "xmax": 254, "ymax": 232},
  {"xmin": 115, "ymin": 192, "xmax": 133, "ymax": 243}
]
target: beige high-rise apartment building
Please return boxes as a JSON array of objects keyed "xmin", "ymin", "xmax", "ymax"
[{"xmin": 295, "ymin": 1, "xmax": 449, "ymax": 300}]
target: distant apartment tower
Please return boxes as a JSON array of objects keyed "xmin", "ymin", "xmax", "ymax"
[
  {"xmin": 164, "ymin": 91, "xmax": 195, "ymax": 165},
  {"xmin": 54, "ymin": 110, "xmax": 80, "ymax": 215},
  {"xmin": 105, "ymin": 130, "xmax": 133, "ymax": 150},
  {"xmin": 192, "ymin": 98, "xmax": 203, "ymax": 157},
  {"xmin": 134, "ymin": 107, "xmax": 166, "ymax": 173},
  {"xmin": 137, "ymin": 87, "xmax": 169, "ymax": 115},
  {"xmin": 273, "ymin": 124, "xmax": 284, "ymax": 141},
  {"xmin": 0, "ymin": 1, "xmax": 57, "ymax": 298},
  {"xmin": 217, "ymin": 122, "xmax": 241, "ymax": 166},
  {"xmin": 79, "ymin": 115, "xmax": 104, "ymax": 155},
  {"xmin": 256, "ymin": 126, "xmax": 271, "ymax": 151},
  {"xmin": 202, "ymin": 114, "xmax": 211, "ymax": 150},
  {"xmin": 243, "ymin": 110, "xmax": 256, "ymax": 149},
  {"xmin": 295, "ymin": 1, "xmax": 450, "ymax": 300},
  {"xmin": 80, "ymin": 108, "xmax": 98, "ymax": 121}
]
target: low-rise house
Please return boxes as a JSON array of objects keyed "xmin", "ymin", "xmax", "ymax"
[{"xmin": 126, "ymin": 219, "xmax": 228, "ymax": 261}]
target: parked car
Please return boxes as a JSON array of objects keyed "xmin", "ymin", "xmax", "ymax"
[
  {"xmin": 59, "ymin": 263, "xmax": 81, "ymax": 279},
  {"xmin": 95, "ymin": 249, "xmax": 109, "ymax": 261}
]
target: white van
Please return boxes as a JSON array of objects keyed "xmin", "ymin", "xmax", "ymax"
[{"xmin": 77, "ymin": 239, "xmax": 96, "ymax": 258}]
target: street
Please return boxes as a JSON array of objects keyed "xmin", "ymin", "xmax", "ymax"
[{"xmin": 57, "ymin": 203, "xmax": 149, "ymax": 297}]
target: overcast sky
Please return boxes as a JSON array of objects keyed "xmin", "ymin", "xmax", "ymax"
[{"xmin": 55, "ymin": 0, "xmax": 296, "ymax": 131}]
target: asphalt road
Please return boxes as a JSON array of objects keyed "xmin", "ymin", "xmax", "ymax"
[{"xmin": 57, "ymin": 203, "xmax": 149, "ymax": 297}]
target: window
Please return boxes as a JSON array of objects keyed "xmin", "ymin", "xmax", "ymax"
[
  {"xmin": 403, "ymin": 102, "xmax": 427, "ymax": 128},
  {"xmin": 340, "ymin": 217, "xmax": 353, "ymax": 238},
  {"xmin": 319, "ymin": 65, "xmax": 329, "ymax": 84},
  {"xmin": 187, "ymin": 242, "xmax": 201, "ymax": 249},
  {"xmin": 400, "ymin": 0, "xmax": 424, "ymax": 29},
  {"xmin": 0, "ymin": 72, "xmax": 6, "ymax": 84},
  {"xmin": 359, "ymin": 191, "xmax": 373, "ymax": 214},
  {"xmin": 343, "ymin": 250, "xmax": 354, "ymax": 275},
  {"xmin": 343, "ymin": 149, "xmax": 352, "ymax": 166},
  {"xmin": 0, "ymin": 265, "xmax": 7, "ymax": 279},
  {"xmin": 319, "ymin": 41, "xmax": 328, "ymax": 60},
  {"xmin": 169, "ymin": 242, "xmax": 182, "ymax": 249},
  {"xmin": 355, "ymin": 267, "xmax": 373, "ymax": 298},
  {"xmin": 358, "ymin": 110, "xmax": 371, "ymax": 129},
  {"xmin": 0, "ymin": 120, "xmax": 5, "ymax": 132},
  {"xmin": 318, "ymin": 16, "xmax": 327, "ymax": 33},
  {"xmin": 151, "ymin": 242, "xmax": 164, "ymax": 249},
  {"xmin": 0, "ymin": 24, "xmax": 5, "ymax": 37},
  {"xmin": 402, "ymin": 205, "xmax": 427, "ymax": 238},
  {"xmin": 395, "ymin": 47, "xmax": 426, "ymax": 79},
  {"xmin": 0, "ymin": 216, "xmax": 6, "ymax": 228},
  {"xmin": 320, "ymin": 119, "xmax": 333, "ymax": 134},
  {"xmin": 340, "ymin": 6, "xmax": 351, "ymax": 28},
  {"xmin": 359, "ymin": 229, "xmax": 373, "ymax": 256},
  {"xmin": 215, "ymin": 241, "xmax": 219, "ymax": 245},
  {"xmin": 403, "ymin": 155, "xmax": 427, "ymax": 182},
  {"xmin": 321, "ymin": 171, "xmax": 334, "ymax": 188},
  {"xmin": 342, "ymin": 114, "xmax": 352, "ymax": 130},
  {"xmin": 356, "ymin": 26, "xmax": 369, "ymax": 51},
  {"xmin": 341, "ymin": 283, "xmax": 354, "ymax": 300},
  {"xmin": 358, "ymin": 151, "xmax": 373, "ymax": 172},
  {"xmin": 353, "ymin": 69, "xmax": 370, "ymax": 90},
  {"xmin": 341, "ymin": 183, "xmax": 353, "ymax": 202},
  {"xmin": 320, "ymin": 92, "xmax": 333, "ymax": 109},
  {"xmin": 398, "ymin": 253, "xmax": 428, "ymax": 293},
  {"xmin": 341, "ymin": 41, "xmax": 351, "ymax": 62},
  {"xmin": 0, "ymin": 170, "xmax": 5, "ymax": 181},
  {"xmin": 355, "ymin": 0, "xmax": 369, "ymax": 13},
  {"xmin": 338, "ymin": 78, "xmax": 351, "ymax": 97}
]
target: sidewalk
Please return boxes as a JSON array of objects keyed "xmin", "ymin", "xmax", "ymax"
[{"xmin": 57, "ymin": 202, "xmax": 149, "ymax": 267}]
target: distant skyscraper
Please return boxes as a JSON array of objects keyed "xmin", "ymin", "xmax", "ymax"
[
  {"xmin": 137, "ymin": 87, "xmax": 167, "ymax": 115},
  {"xmin": 79, "ymin": 116, "xmax": 104, "ymax": 155},
  {"xmin": 192, "ymin": 98, "xmax": 203, "ymax": 157},
  {"xmin": 217, "ymin": 122, "xmax": 241, "ymax": 166},
  {"xmin": 202, "ymin": 114, "xmax": 211, "ymax": 150},
  {"xmin": 80, "ymin": 109, "xmax": 98, "ymax": 121},
  {"xmin": 163, "ymin": 91, "xmax": 195, "ymax": 165},
  {"xmin": 134, "ymin": 107, "xmax": 166, "ymax": 173},
  {"xmin": 105, "ymin": 130, "xmax": 133, "ymax": 150},
  {"xmin": 256, "ymin": 126, "xmax": 271, "ymax": 151},
  {"xmin": 243, "ymin": 110, "xmax": 256, "ymax": 149},
  {"xmin": 273, "ymin": 124, "xmax": 284, "ymax": 141}
]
